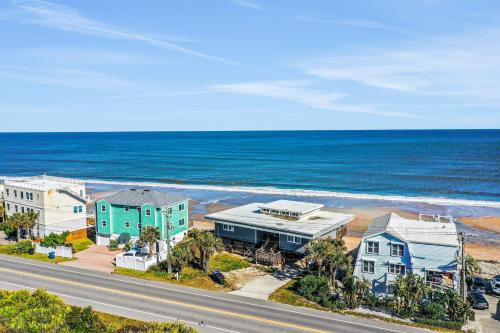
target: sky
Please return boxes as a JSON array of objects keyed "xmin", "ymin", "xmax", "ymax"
[{"xmin": 0, "ymin": 0, "xmax": 499, "ymax": 131}]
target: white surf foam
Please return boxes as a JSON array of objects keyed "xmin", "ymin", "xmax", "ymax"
[{"xmin": 2, "ymin": 175, "xmax": 499, "ymax": 208}]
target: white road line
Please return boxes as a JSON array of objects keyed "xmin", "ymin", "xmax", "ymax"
[
  {"xmin": 0, "ymin": 256, "xmax": 410, "ymax": 333},
  {"xmin": 0, "ymin": 280, "xmax": 241, "ymax": 333}
]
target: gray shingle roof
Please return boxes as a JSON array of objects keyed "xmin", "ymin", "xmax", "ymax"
[
  {"xmin": 363, "ymin": 213, "xmax": 392, "ymax": 238},
  {"xmin": 102, "ymin": 188, "xmax": 186, "ymax": 208}
]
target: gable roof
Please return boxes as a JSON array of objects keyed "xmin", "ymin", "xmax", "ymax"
[
  {"xmin": 364, "ymin": 212, "xmax": 459, "ymax": 247},
  {"xmin": 101, "ymin": 189, "xmax": 186, "ymax": 208}
]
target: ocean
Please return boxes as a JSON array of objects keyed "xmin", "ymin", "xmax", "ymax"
[{"xmin": 0, "ymin": 130, "xmax": 499, "ymax": 215}]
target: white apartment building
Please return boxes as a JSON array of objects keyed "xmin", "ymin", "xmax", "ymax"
[{"xmin": 2, "ymin": 175, "xmax": 88, "ymax": 236}]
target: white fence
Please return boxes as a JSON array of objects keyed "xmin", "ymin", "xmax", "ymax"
[
  {"xmin": 35, "ymin": 244, "xmax": 73, "ymax": 258},
  {"xmin": 115, "ymin": 251, "xmax": 167, "ymax": 271}
]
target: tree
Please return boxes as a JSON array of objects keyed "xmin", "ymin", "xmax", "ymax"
[
  {"xmin": 139, "ymin": 226, "xmax": 161, "ymax": 257},
  {"xmin": 168, "ymin": 241, "xmax": 193, "ymax": 272},
  {"xmin": 190, "ymin": 230, "xmax": 223, "ymax": 273},
  {"xmin": 24, "ymin": 210, "xmax": 39, "ymax": 239},
  {"xmin": 434, "ymin": 288, "xmax": 471, "ymax": 323},
  {"xmin": 392, "ymin": 274, "xmax": 428, "ymax": 317},
  {"xmin": 324, "ymin": 238, "xmax": 349, "ymax": 291},
  {"xmin": 66, "ymin": 306, "xmax": 106, "ymax": 333},
  {"xmin": 305, "ymin": 238, "xmax": 329, "ymax": 276},
  {"xmin": 5, "ymin": 213, "xmax": 24, "ymax": 240},
  {"xmin": 297, "ymin": 274, "xmax": 332, "ymax": 305},
  {"xmin": 0, "ymin": 289, "xmax": 70, "ymax": 333},
  {"xmin": 0, "ymin": 203, "xmax": 5, "ymax": 223},
  {"xmin": 464, "ymin": 255, "xmax": 480, "ymax": 277},
  {"xmin": 342, "ymin": 274, "xmax": 371, "ymax": 309}
]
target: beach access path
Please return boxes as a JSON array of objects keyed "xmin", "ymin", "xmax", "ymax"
[{"xmin": 0, "ymin": 254, "xmax": 431, "ymax": 333}]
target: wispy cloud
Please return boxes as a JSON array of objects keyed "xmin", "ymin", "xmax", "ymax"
[
  {"xmin": 227, "ymin": 0, "xmax": 265, "ymax": 11},
  {"xmin": 299, "ymin": 29, "xmax": 500, "ymax": 100},
  {"xmin": 0, "ymin": 66, "xmax": 131, "ymax": 90},
  {"xmin": 209, "ymin": 80, "xmax": 421, "ymax": 118},
  {"xmin": 293, "ymin": 15, "xmax": 405, "ymax": 33},
  {"xmin": 11, "ymin": 0, "xmax": 238, "ymax": 65}
]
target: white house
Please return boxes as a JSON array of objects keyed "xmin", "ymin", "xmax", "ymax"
[
  {"xmin": 353, "ymin": 213, "xmax": 461, "ymax": 295},
  {"xmin": 2, "ymin": 175, "xmax": 88, "ymax": 236}
]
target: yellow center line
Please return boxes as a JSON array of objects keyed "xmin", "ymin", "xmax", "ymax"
[{"xmin": 0, "ymin": 268, "xmax": 330, "ymax": 333}]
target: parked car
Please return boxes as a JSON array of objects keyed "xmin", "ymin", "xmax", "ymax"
[
  {"xmin": 211, "ymin": 270, "xmax": 225, "ymax": 285},
  {"xmin": 489, "ymin": 278, "xmax": 500, "ymax": 295},
  {"xmin": 471, "ymin": 277, "xmax": 487, "ymax": 294},
  {"xmin": 468, "ymin": 292, "xmax": 489, "ymax": 310}
]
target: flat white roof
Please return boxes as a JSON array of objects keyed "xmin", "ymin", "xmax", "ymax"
[
  {"xmin": 206, "ymin": 202, "xmax": 354, "ymax": 238},
  {"xmin": 259, "ymin": 200, "xmax": 323, "ymax": 215},
  {"xmin": 3, "ymin": 176, "xmax": 84, "ymax": 192}
]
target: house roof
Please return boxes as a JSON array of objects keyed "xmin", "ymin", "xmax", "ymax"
[
  {"xmin": 205, "ymin": 202, "xmax": 354, "ymax": 238},
  {"xmin": 258, "ymin": 200, "xmax": 323, "ymax": 215},
  {"xmin": 364, "ymin": 212, "xmax": 459, "ymax": 247},
  {"xmin": 101, "ymin": 188, "xmax": 186, "ymax": 208}
]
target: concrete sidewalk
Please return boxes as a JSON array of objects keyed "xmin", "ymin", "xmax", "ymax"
[{"xmin": 59, "ymin": 244, "xmax": 119, "ymax": 273}]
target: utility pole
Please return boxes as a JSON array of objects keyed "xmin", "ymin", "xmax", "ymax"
[
  {"xmin": 460, "ymin": 231, "xmax": 466, "ymax": 302},
  {"xmin": 165, "ymin": 208, "xmax": 172, "ymax": 274}
]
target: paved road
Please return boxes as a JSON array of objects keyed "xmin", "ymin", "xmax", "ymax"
[{"xmin": 0, "ymin": 255, "xmax": 430, "ymax": 333}]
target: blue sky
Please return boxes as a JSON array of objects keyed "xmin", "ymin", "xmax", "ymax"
[{"xmin": 0, "ymin": 0, "xmax": 499, "ymax": 131}]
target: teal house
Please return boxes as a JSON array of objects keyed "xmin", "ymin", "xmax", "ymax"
[{"xmin": 95, "ymin": 188, "xmax": 189, "ymax": 249}]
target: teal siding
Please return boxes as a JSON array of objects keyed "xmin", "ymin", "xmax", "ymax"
[{"xmin": 96, "ymin": 199, "xmax": 189, "ymax": 241}]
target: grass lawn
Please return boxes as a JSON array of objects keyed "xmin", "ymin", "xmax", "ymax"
[
  {"xmin": 268, "ymin": 280, "xmax": 463, "ymax": 333},
  {"xmin": 0, "ymin": 244, "xmax": 75, "ymax": 264},
  {"xmin": 115, "ymin": 252, "xmax": 251, "ymax": 291},
  {"xmin": 67, "ymin": 237, "xmax": 94, "ymax": 252}
]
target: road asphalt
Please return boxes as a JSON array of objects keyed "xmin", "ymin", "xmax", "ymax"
[{"xmin": 0, "ymin": 255, "xmax": 432, "ymax": 333}]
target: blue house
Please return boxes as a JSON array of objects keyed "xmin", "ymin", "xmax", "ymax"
[
  {"xmin": 205, "ymin": 200, "xmax": 353, "ymax": 255},
  {"xmin": 353, "ymin": 213, "xmax": 460, "ymax": 295}
]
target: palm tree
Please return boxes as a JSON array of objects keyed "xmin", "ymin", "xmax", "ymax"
[
  {"xmin": 191, "ymin": 230, "xmax": 223, "ymax": 273},
  {"xmin": 24, "ymin": 211, "xmax": 39, "ymax": 239},
  {"xmin": 393, "ymin": 273, "xmax": 428, "ymax": 316},
  {"xmin": 324, "ymin": 238, "xmax": 349, "ymax": 291},
  {"xmin": 139, "ymin": 226, "xmax": 161, "ymax": 257},
  {"xmin": 6, "ymin": 213, "xmax": 24, "ymax": 241},
  {"xmin": 464, "ymin": 255, "xmax": 480, "ymax": 277},
  {"xmin": 305, "ymin": 238, "xmax": 329, "ymax": 276},
  {"xmin": 0, "ymin": 203, "xmax": 5, "ymax": 223}
]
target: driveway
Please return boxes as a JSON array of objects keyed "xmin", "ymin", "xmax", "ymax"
[
  {"xmin": 230, "ymin": 267, "xmax": 299, "ymax": 300},
  {"xmin": 59, "ymin": 244, "xmax": 119, "ymax": 273},
  {"xmin": 473, "ymin": 294, "xmax": 499, "ymax": 333}
]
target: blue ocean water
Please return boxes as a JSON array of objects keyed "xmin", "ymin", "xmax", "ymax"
[{"xmin": 0, "ymin": 130, "xmax": 499, "ymax": 204}]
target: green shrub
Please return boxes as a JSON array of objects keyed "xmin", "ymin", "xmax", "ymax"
[
  {"xmin": 41, "ymin": 231, "xmax": 69, "ymax": 247},
  {"xmin": 115, "ymin": 321, "xmax": 196, "ymax": 333},
  {"xmin": 108, "ymin": 239, "xmax": 119, "ymax": 251},
  {"xmin": 297, "ymin": 274, "xmax": 332, "ymax": 306},
  {"xmin": 66, "ymin": 306, "xmax": 106, "ymax": 333},
  {"xmin": 13, "ymin": 240, "xmax": 34, "ymax": 254},
  {"xmin": 419, "ymin": 302, "xmax": 446, "ymax": 320},
  {"xmin": 117, "ymin": 232, "xmax": 131, "ymax": 245},
  {"xmin": 0, "ymin": 223, "xmax": 16, "ymax": 237},
  {"xmin": 413, "ymin": 317, "xmax": 463, "ymax": 330}
]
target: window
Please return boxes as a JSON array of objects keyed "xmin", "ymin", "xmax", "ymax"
[
  {"xmin": 73, "ymin": 206, "xmax": 78, "ymax": 214},
  {"xmin": 79, "ymin": 205, "xmax": 83, "ymax": 213},
  {"xmin": 6, "ymin": 203, "xmax": 10, "ymax": 211},
  {"xmin": 179, "ymin": 218, "xmax": 185, "ymax": 226},
  {"xmin": 389, "ymin": 264, "xmax": 406, "ymax": 275},
  {"xmin": 101, "ymin": 220, "xmax": 107, "ymax": 227},
  {"xmin": 287, "ymin": 235, "xmax": 301, "ymax": 244},
  {"xmin": 391, "ymin": 244, "xmax": 404, "ymax": 257},
  {"xmin": 124, "ymin": 206, "xmax": 129, "ymax": 212},
  {"xmin": 21, "ymin": 207, "xmax": 25, "ymax": 213},
  {"xmin": 178, "ymin": 203, "xmax": 185, "ymax": 211},
  {"xmin": 137, "ymin": 223, "xmax": 142, "ymax": 229},
  {"xmin": 167, "ymin": 207, "xmax": 172, "ymax": 214},
  {"xmin": 14, "ymin": 190, "xmax": 17, "ymax": 198},
  {"xmin": 5, "ymin": 189, "xmax": 9, "ymax": 196},
  {"xmin": 15, "ymin": 205, "xmax": 18, "ymax": 212},
  {"xmin": 145, "ymin": 209, "xmax": 151, "ymax": 216},
  {"xmin": 29, "ymin": 192, "xmax": 33, "ymax": 200},
  {"xmin": 362, "ymin": 260, "xmax": 375, "ymax": 274},
  {"xmin": 125, "ymin": 221, "xmax": 130, "ymax": 228},
  {"xmin": 101, "ymin": 205, "xmax": 106, "ymax": 212},
  {"xmin": 222, "ymin": 224, "xmax": 234, "ymax": 232},
  {"xmin": 366, "ymin": 241, "xmax": 379, "ymax": 254},
  {"xmin": 20, "ymin": 191, "xmax": 24, "ymax": 199},
  {"xmin": 36, "ymin": 194, "xmax": 40, "ymax": 200}
]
